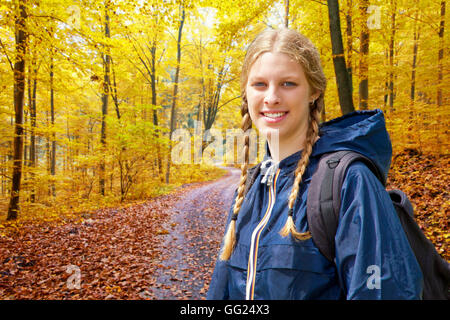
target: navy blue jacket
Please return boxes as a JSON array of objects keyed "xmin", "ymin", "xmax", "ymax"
[{"xmin": 207, "ymin": 109, "xmax": 423, "ymax": 300}]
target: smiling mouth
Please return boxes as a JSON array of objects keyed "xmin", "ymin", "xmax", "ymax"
[{"xmin": 261, "ymin": 112, "xmax": 288, "ymax": 118}]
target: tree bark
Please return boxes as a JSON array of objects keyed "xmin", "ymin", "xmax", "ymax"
[
  {"xmin": 437, "ymin": 0, "xmax": 445, "ymax": 107},
  {"xmin": 29, "ymin": 54, "xmax": 37, "ymax": 202},
  {"xmin": 285, "ymin": 0, "xmax": 290, "ymax": 28},
  {"xmin": 345, "ymin": 0, "xmax": 353, "ymax": 95},
  {"xmin": 165, "ymin": 5, "xmax": 185, "ymax": 184},
  {"xmin": 150, "ymin": 41, "xmax": 163, "ymax": 180},
  {"xmin": 358, "ymin": 0, "xmax": 370, "ymax": 110},
  {"xmin": 388, "ymin": 0, "xmax": 396, "ymax": 111},
  {"xmin": 100, "ymin": 1, "xmax": 111, "ymax": 196},
  {"xmin": 50, "ymin": 46, "xmax": 56, "ymax": 197},
  {"xmin": 410, "ymin": 6, "xmax": 420, "ymax": 103},
  {"xmin": 7, "ymin": 0, "xmax": 28, "ymax": 220},
  {"xmin": 327, "ymin": 0, "xmax": 355, "ymax": 115}
]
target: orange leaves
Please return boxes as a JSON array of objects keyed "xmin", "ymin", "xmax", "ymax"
[
  {"xmin": 0, "ymin": 171, "xmax": 237, "ymax": 299},
  {"xmin": 388, "ymin": 149, "xmax": 449, "ymax": 260},
  {"xmin": 0, "ymin": 192, "xmax": 174, "ymax": 299}
]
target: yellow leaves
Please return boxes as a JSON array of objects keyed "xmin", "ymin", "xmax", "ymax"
[
  {"xmin": 105, "ymin": 285, "xmax": 122, "ymax": 294},
  {"xmin": 156, "ymin": 228, "xmax": 170, "ymax": 235}
]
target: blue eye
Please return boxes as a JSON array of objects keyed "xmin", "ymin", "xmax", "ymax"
[
  {"xmin": 252, "ymin": 82, "xmax": 266, "ymax": 87},
  {"xmin": 283, "ymin": 81, "xmax": 297, "ymax": 87}
]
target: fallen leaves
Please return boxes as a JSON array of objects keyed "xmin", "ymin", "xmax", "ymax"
[
  {"xmin": 0, "ymin": 169, "xmax": 238, "ymax": 300},
  {"xmin": 388, "ymin": 149, "xmax": 449, "ymax": 261}
]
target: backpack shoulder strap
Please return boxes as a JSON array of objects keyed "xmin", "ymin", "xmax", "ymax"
[
  {"xmin": 243, "ymin": 162, "xmax": 262, "ymax": 197},
  {"xmin": 307, "ymin": 150, "xmax": 383, "ymax": 262}
]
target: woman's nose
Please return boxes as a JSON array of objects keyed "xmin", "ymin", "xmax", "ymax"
[{"xmin": 264, "ymin": 87, "xmax": 280, "ymax": 105}]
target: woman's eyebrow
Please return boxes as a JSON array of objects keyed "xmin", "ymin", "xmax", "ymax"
[
  {"xmin": 249, "ymin": 74, "xmax": 301, "ymax": 80},
  {"xmin": 280, "ymin": 74, "xmax": 302, "ymax": 80},
  {"xmin": 248, "ymin": 75, "xmax": 266, "ymax": 81}
]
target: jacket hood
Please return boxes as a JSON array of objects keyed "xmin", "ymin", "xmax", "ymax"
[
  {"xmin": 265, "ymin": 109, "xmax": 392, "ymax": 183},
  {"xmin": 313, "ymin": 109, "xmax": 392, "ymax": 182}
]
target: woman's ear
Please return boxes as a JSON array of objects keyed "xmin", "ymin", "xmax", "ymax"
[{"xmin": 310, "ymin": 91, "xmax": 321, "ymax": 104}]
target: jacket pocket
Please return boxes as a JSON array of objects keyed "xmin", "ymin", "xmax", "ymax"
[{"xmin": 256, "ymin": 242, "xmax": 335, "ymax": 275}]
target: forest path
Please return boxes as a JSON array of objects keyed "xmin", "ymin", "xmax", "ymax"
[
  {"xmin": 148, "ymin": 166, "xmax": 240, "ymax": 299},
  {"xmin": 0, "ymin": 167, "xmax": 240, "ymax": 300}
]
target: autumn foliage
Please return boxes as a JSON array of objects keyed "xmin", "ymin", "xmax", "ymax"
[{"xmin": 0, "ymin": 0, "xmax": 448, "ymax": 299}]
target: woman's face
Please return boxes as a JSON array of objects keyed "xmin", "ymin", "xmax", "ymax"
[{"xmin": 246, "ymin": 52, "xmax": 319, "ymax": 150}]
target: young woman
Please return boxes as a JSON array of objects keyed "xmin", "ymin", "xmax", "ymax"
[{"xmin": 207, "ymin": 28, "xmax": 423, "ymax": 300}]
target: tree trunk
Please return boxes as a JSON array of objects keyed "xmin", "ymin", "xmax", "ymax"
[
  {"xmin": 50, "ymin": 47, "xmax": 56, "ymax": 197},
  {"xmin": 410, "ymin": 7, "xmax": 420, "ymax": 103},
  {"xmin": 345, "ymin": 0, "xmax": 353, "ymax": 95},
  {"xmin": 29, "ymin": 55, "xmax": 37, "ymax": 202},
  {"xmin": 165, "ymin": 5, "xmax": 185, "ymax": 184},
  {"xmin": 388, "ymin": 0, "xmax": 396, "ymax": 111},
  {"xmin": 437, "ymin": 0, "xmax": 445, "ymax": 107},
  {"xmin": 110, "ymin": 57, "xmax": 121, "ymax": 120},
  {"xmin": 100, "ymin": 1, "xmax": 111, "ymax": 196},
  {"xmin": 7, "ymin": 0, "xmax": 27, "ymax": 220},
  {"xmin": 383, "ymin": 49, "xmax": 388, "ymax": 109},
  {"xmin": 327, "ymin": 0, "xmax": 354, "ymax": 115},
  {"xmin": 150, "ymin": 42, "xmax": 163, "ymax": 180},
  {"xmin": 358, "ymin": 0, "xmax": 370, "ymax": 110},
  {"xmin": 285, "ymin": 0, "xmax": 289, "ymax": 28}
]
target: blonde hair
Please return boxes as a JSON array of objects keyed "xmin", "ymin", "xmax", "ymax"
[{"xmin": 220, "ymin": 28, "xmax": 327, "ymax": 261}]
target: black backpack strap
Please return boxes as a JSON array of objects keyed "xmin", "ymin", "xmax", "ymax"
[
  {"xmin": 307, "ymin": 150, "xmax": 384, "ymax": 262},
  {"xmin": 243, "ymin": 163, "xmax": 262, "ymax": 197}
]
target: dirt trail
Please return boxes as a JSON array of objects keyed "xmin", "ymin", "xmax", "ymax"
[
  {"xmin": 0, "ymin": 167, "xmax": 240, "ymax": 300},
  {"xmin": 146, "ymin": 166, "xmax": 240, "ymax": 299}
]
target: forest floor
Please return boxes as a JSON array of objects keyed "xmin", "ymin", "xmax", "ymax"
[
  {"xmin": 0, "ymin": 149, "xmax": 448, "ymax": 299},
  {"xmin": 0, "ymin": 166, "xmax": 240, "ymax": 299}
]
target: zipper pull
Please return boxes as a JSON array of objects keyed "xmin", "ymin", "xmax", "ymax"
[{"xmin": 260, "ymin": 159, "xmax": 278, "ymax": 186}]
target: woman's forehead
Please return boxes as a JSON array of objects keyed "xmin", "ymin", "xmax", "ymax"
[{"xmin": 248, "ymin": 52, "xmax": 305, "ymax": 78}]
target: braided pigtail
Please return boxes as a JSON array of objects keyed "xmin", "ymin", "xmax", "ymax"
[
  {"xmin": 279, "ymin": 102, "xmax": 321, "ymax": 240},
  {"xmin": 220, "ymin": 95, "xmax": 252, "ymax": 261}
]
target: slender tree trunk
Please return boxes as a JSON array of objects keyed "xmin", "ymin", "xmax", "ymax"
[
  {"xmin": 388, "ymin": 0, "xmax": 396, "ymax": 111},
  {"xmin": 25, "ymin": 68, "xmax": 30, "ymax": 168},
  {"xmin": 285, "ymin": 0, "xmax": 289, "ymax": 28},
  {"xmin": 410, "ymin": 6, "xmax": 420, "ymax": 103},
  {"xmin": 29, "ymin": 56, "xmax": 37, "ymax": 202},
  {"xmin": 437, "ymin": 0, "xmax": 445, "ymax": 107},
  {"xmin": 165, "ymin": 5, "xmax": 185, "ymax": 184},
  {"xmin": 150, "ymin": 42, "xmax": 163, "ymax": 180},
  {"xmin": 327, "ymin": 0, "xmax": 354, "ymax": 115},
  {"xmin": 358, "ymin": 0, "xmax": 370, "ymax": 110},
  {"xmin": 100, "ymin": 1, "xmax": 111, "ymax": 196},
  {"xmin": 110, "ymin": 57, "xmax": 121, "ymax": 120},
  {"xmin": 7, "ymin": 0, "xmax": 27, "ymax": 220},
  {"xmin": 345, "ymin": 0, "xmax": 353, "ymax": 95},
  {"xmin": 50, "ymin": 47, "xmax": 56, "ymax": 197},
  {"xmin": 383, "ymin": 49, "xmax": 389, "ymax": 109}
]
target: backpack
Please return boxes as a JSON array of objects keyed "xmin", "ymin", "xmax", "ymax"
[{"xmin": 244, "ymin": 150, "xmax": 450, "ymax": 300}]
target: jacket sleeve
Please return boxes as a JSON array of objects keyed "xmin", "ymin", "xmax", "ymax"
[
  {"xmin": 207, "ymin": 256, "xmax": 230, "ymax": 299},
  {"xmin": 335, "ymin": 162, "xmax": 424, "ymax": 300}
]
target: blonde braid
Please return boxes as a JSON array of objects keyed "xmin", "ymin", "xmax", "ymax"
[
  {"xmin": 220, "ymin": 97, "xmax": 252, "ymax": 261},
  {"xmin": 279, "ymin": 103, "xmax": 321, "ymax": 240}
]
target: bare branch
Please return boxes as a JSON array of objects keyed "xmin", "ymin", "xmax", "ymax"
[
  {"xmin": 0, "ymin": 38, "xmax": 14, "ymax": 71},
  {"xmin": 218, "ymin": 95, "xmax": 241, "ymax": 110}
]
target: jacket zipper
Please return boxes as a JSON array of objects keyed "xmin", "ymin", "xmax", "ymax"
[{"xmin": 245, "ymin": 169, "xmax": 280, "ymax": 300}]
